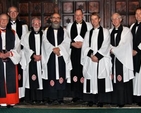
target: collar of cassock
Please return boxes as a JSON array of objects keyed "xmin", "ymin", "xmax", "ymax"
[
  {"xmin": 92, "ymin": 26, "xmax": 100, "ymax": 30},
  {"xmin": 136, "ymin": 22, "xmax": 141, "ymax": 26},
  {"xmin": 0, "ymin": 28, "xmax": 6, "ymax": 32},
  {"xmin": 76, "ymin": 22, "xmax": 82, "ymax": 24},
  {"xmin": 11, "ymin": 21, "xmax": 16, "ymax": 25},
  {"xmin": 34, "ymin": 32, "xmax": 40, "ymax": 34}
]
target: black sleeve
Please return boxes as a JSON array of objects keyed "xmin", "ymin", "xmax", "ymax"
[
  {"xmin": 95, "ymin": 52, "xmax": 103, "ymax": 60},
  {"xmin": 30, "ymin": 53, "xmax": 35, "ymax": 60},
  {"xmin": 136, "ymin": 47, "xmax": 141, "ymax": 55},
  {"xmin": 87, "ymin": 49, "xmax": 93, "ymax": 58}
]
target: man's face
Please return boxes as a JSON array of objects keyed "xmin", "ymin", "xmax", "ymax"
[
  {"xmin": 0, "ymin": 15, "xmax": 9, "ymax": 28},
  {"xmin": 51, "ymin": 13, "xmax": 61, "ymax": 29},
  {"xmin": 8, "ymin": 7, "xmax": 19, "ymax": 21},
  {"xmin": 74, "ymin": 10, "xmax": 83, "ymax": 23},
  {"xmin": 135, "ymin": 9, "xmax": 141, "ymax": 22},
  {"xmin": 91, "ymin": 15, "xmax": 100, "ymax": 28},
  {"xmin": 111, "ymin": 14, "xmax": 122, "ymax": 28},
  {"xmin": 32, "ymin": 19, "xmax": 41, "ymax": 32}
]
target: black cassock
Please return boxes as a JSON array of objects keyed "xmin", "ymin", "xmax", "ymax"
[
  {"xmin": 110, "ymin": 25, "xmax": 133, "ymax": 106},
  {"xmin": 43, "ymin": 26, "xmax": 66, "ymax": 101},
  {"xmin": 24, "ymin": 28, "xmax": 43, "ymax": 102},
  {"xmin": 70, "ymin": 20, "xmax": 87, "ymax": 99}
]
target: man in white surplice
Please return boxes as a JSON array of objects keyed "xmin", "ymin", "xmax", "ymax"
[
  {"xmin": 81, "ymin": 12, "xmax": 113, "ymax": 107},
  {"xmin": 130, "ymin": 7, "xmax": 141, "ymax": 106},
  {"xmin": 110, "ymin": 13, "xmax": 134, "ymax": 107},
  {"xmin": 42, "ymin": 13, "xmax": 72, "ymax": 104},
  {"xmin": 21, "ymin": 18, "xmax": 43, "ymax": 104},
  {"xmin": 7, "ymin": 6, "xmax": 29, "ymax": 100}
]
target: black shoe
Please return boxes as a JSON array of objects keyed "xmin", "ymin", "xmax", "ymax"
[
  {"xmin": 71, "ymin": 97, "xmax": 80, "ymax": 103},
  {"xmin": 46, "ymin": 100, "xmax": 53, "ymax": 105},
  {"xmin": 97, "ymin": 103, "xmax": 103, "ymax": 107},
  {"xmin": 51, "ymin": 100, "xmax": 59, "ymax": 105},
  {"xmin": 6, "ymin": 105, "xmax": 13, "ymax": 108},
  {"xmin": 87, "ymin": 101, "xmax": 93, "ymax": 107},
  {"xmin": 117, "ymin": 104, "xmax": 124, "ymax": 107},
  {"xmin": 31, "ymin": 101, "xmax": 36, "ymax": 105},
  {"xmin": 137, "ymin": 102, "xmax": 141, "ymax": 106},
  {"xmin": 58, "ymin": 100, "xmax": 64, "ymax": 105},
  {"xmin": 37, "ymin": 101, "xmax": 44, "ymax": 105},
  {"xmin": 23, "ymin": 101, "xmax": 31, "ymax": 105}
]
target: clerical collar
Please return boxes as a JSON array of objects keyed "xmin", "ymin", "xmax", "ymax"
[
  {"xmin": 35, "ymin": 32, "xmax": 39, "ymax": 34},
  {"xmin": 11, "ymin": 21, "xmax": 16, "ymax": 25},
  {"xmin": 76, "ymin": 22, "xmax": 82, "ymax": 24},
  {"xmin": 0, "ymin": 27, "xmax": 6, "ymax": 32},
  {"xmin": 93, "ymin": 26, "xmax": 100, "ymax": 30},
  {"xmin": 136, "ymin": 22, "xmax": 140, "ymax": 26},
  {"xmin": 53, "ymin": 28, "xmax": 59, "ymax": 30}
]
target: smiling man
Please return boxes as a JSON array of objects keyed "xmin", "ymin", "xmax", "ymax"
[
  {"xmin": 42, "ymin": 13, "xmax": 72, "ymax": 105},
  {"xmin": 0, "ymin": 13, "xmax": 20, "ymax": 108},
  {"xmin": 110, "ymin": 13, "xmax": 134, "ymax": 107},
  {"xmin": 130, "ymin": 7, "xmax": 141, "ymax": 106},
  {"xmin": 7, "ymin": 6, "xmax": 28, "ymax": 101},
  {"xmin": 81, "ymin": 12, "xmax": 113, "ymax": 107}
]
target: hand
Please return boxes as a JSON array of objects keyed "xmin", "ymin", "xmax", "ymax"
[
  {"xmin": 33, "ymin": 55, "xmax": 41, "ymax": 61},
  {"xmin": 91, "ymin": 55, "xmax": 98, "ymax": 62},
  {"xmin": 53, "ymin": 47, "xmax": 60, "ymax": 56},
  {"xmin": 110, "ymin": 49, "xmax": 113, "ymax": 54},
  {"xmin": 133, "ymin": 50, "xmax": 137, "ymax": 56},
  {"xmin": 71, "ymin": 41, "xmax": 82, "ymax": 48},
  {"xmin": 4, "ymin": 51, "xmax": 11, "ymax": 58},
  {"xmin": 0, "ymin": 52, "xmax": 5, "ymax": 59},
  {"xmin": 111, "ymin": 74, "xmax": 114, "ymax": 80},
  {"xmin": 0, "ymin": 51, "xmax": 10, "ymax": 59}
]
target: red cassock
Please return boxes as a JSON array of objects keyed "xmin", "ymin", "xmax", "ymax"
[{"xmin": 0, "ymin": 66, "xmax": 19, "ymax": 105}]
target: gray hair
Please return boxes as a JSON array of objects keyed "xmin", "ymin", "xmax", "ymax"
[{"xmin": 32, "ymin": 17, "xmax": 41, "ymax": 24}]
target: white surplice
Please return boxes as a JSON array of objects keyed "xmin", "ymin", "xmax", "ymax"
[
  {"xmin": 130, "ymin": 23, "xmax": 141, "ymax": 96},
  {"xmin": 11, "ymin": 23, "xmax": 29, "ymax": 99},
  {"xmin": 81, "ymin": 27, "xmax": 113, "ymax": 94},
  {"xmin": 109, "ymin": 26, "xmax": 134, "ymax": 83},
  {"xmin": 42, "ymin": 28, "xmax": 72, "ymax": 83},
  {"xmin": 20, "ymin": 32, "xmax": 43, "ymax": 90}
]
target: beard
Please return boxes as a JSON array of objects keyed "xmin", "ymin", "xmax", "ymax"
[{"xmin": 51, "ymin": 22, "xmax": 60, "ymax": 29}]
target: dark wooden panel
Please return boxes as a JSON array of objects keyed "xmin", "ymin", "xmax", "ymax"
[
  {"xmin": 5, "ymin": 0, "xmax": 139, "ymax": 28},
  {"xmin": 60, "ymin": 0, "xmax": 103, "ymax": 27},
  {"xmin": 30, "ymin": 2, "xmax": 42, "ymax": 15},
  {"xmin": 19, "ymin": 3, "xmax": 29, "ymax": 15},
  {"xmin": 112, "ymin": 0, "xmax": 140, "ymax": 27},
  {"xmin": 43, "ymin": 2, "xmax": 54, "ymax": 15},
  {"xmin": 0, "ymin": 3, "xmax": 3, "ymax": 13}
]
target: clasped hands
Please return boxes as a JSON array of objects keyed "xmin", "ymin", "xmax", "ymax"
[
  {"xmin": 71, "ymin": 41, "xmax": 82, "ymax": 48},
  {"xmin": 53, "ymin": 47, "xmax": 60, "ymax": 56},
  {"xmin": 0, "ymin": 51, "xmax": 11, "ymax": 59},
  {"xmin": 90, "ymin": 54, "xmax": 98, "ymax": 62},
  {"xmin": 33, "ymin": 55, "xmax": 41, "ymax": 61}
]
